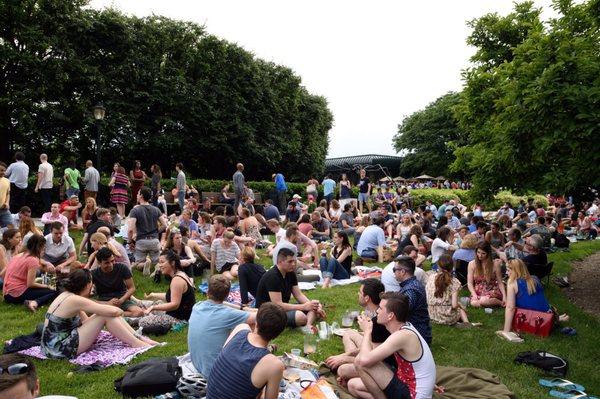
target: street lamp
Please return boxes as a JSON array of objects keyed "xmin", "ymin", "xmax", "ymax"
[{"xmin": 92, "ymin": 103, "xmax": 106, "ymax": 171}]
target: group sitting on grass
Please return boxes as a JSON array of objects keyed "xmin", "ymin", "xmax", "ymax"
[{"xmin": 1, "ymin": 156, "xmax": 599, "ymax": 398}]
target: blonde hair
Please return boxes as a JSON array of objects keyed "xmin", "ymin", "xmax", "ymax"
[
  {"xmin": 507, "ymin": 259, "xmax": 537, "ymax": 295},
  {"xmin": 90, "ymin": 232, "xmax": 108, "ymax": 245},
  {"xmin": 241, "ymin": 246, "xmax": 256, "ymax": 263},
  {"xmin": 460, "ymin": 234, "xmax": 478, "ymax": 249}
]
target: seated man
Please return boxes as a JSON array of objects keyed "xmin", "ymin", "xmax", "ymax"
[
  {"xmin": 206, "ymin": 303, "xmax": 287, "ymax": 399},
  {"xmin": 0, "ymin": 354, "xmax": 39, "ymax": 399},
  {"xmin": 79, "ymin": 207, "xmax": 119, "ymax": 255},
  {"xmin": 310, "ymin": 210, "xmax": 331, "ymax": 242},
  {"xmin": 42, "ymin": 222, "xmax": 78, "ymax": 273},
  {"xmin": 284, "ymin": 201, "xmax": 301, "ymax": 224},
  {"xmin": 379, "ymin": 205, "xmax": 395, "ymax": 237},
  {"xmin": 523, "ymin": 217, "xmax": 552, "ymax": 249},
  {"xmin": 381, "ymin": 247, "xmax": 427, "ymax": 290},
  {"xmin": 522, "ymin": 234, "xmax": 549, "ymax": 280},
  {"xmin": 9, "ymin": 206, "xmax": 31, "ymax": 229},
  {"xmin": 272, "ymin": 223, "xmax": 318, "ymax": 272},
  {"xmin": 445, "ymin": 209, "xmax": 462, "ymax": 230},
  {"xmin": 348, "ymin": 292, "xmax": 436, "ymax": 399},
  {"xmin": 255, "ymin": 247, "xmax": 325, "ymax": 331},
  {"xmin": 40, "ymin": 203, "xmax": 69, "ymax": 235},
  {"xmin": 263, "ymin": 199, "xmax": 281, "ymax": 221},
  {"xmin": 91, "ymin": 247, "xmax": 144, "ymax": 317},
  {"xmin": 326, "ymin": 279, "xmax": 395, "ymax": 380},
  {"xmin": 59, "ymin": 195, "xmax": 83, "ymax": 231},
  {"xmin": 188, "ymin": 275, "xmax": 256, "ymax": 378},
  {"xmin": 356, "ymin": 216, "xmax": 386, "ymax": 262},
  {"xmin": 385, "ymin": 256, "xmax": 432, "ymax": 345}
]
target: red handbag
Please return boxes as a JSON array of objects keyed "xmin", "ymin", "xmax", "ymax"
[{"xmin": 512, "ymin": 308, "xmax": 554, "ymax": 337}]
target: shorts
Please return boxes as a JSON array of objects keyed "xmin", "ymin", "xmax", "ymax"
[
  {"xmin": 286, "ymin": 310, "xmax": 306, "ymax": 328},
  {"xmin": 134, "ymin": 238, "xmax": 160, "ymax": 263},
  {"xmin": 383, "ymin": 375, "xmax": 411, "ymax": 399},
  {"xmin": 358, "ymin": 193, "xmax": 370, "ymax": 203},
  {"xmin": 219, "ymin": 262, "xmax": 238, "ymax": 273},
  {"xmin": 0, "ymin": 209, "xmax": 13, "ymax": 228}
]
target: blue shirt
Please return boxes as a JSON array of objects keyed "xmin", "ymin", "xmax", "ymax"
[
  {"xmin": 356, "ymin": 225, "xmax": 386, "ymax": 255},
  {"xmin": 322, "ymin": 178, "xmax": 336, "ymax": 196},
  {"xmin": 274, "ymin": 174, "xmax": 287, "ymax": 192},
  {"xmin": 188, "ymin": 300, "xmax": 249, "ymax": 377},
  {"xmin": 263, "ymin": 204, "xmax": 281, "ymax": 220},
  {"xmin": 516, "ymin": 278, "xmax": 550, "ymax": 312},
  {"xmin": 399, "ymin": 276, "xmax": 432, "ymax": 345}
]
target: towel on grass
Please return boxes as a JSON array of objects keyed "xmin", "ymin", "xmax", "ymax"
[
  {"xmin": 433, "ymin": 365, "xmax": 515, "ymax": 399},
  {"xmin": 19, "ymin": 331, "xmax": 152, "ymax": 367},
  {"xmin": 198, "ymin": 282, "xmax": 253, "ymax": 306}
]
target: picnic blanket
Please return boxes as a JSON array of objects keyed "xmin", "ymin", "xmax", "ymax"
[
  {"xmin": 198, "ymin": 282, "xmax": 253, "ymax": 306},
  {"xmin": 433, "ymin": 365, "xmax": 515, "ymax": 398},
  {"xmin": 19, "ymin": 331, "xmax": 152, "ymax": 367}
]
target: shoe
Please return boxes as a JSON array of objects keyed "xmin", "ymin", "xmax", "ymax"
[{"xmin": 143, "ymin": 259, "xmax": 152, "ymax": 276}]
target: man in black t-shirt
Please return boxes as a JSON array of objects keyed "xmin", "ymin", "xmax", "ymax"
[
  {"xmin": 255, "ymin": 247, "xmax": 325, "ymax": 330},
  {"xmin": 522, "ymin": 234, "xmax": 549, "ymax": 279},
  {"xmin": 325, "ymin": 279, "xmax": 394, "ymax": 383},
  {"xmin": 79, "ymin": 207, "xmax": 119, "ymax": 255},
  {"xmin": 357, "ymin": 169, "xmax": 372, "ymax": 214},
  {"xmin": 91, "ymin": 247, "xmax": 143, "ymax": 317}
]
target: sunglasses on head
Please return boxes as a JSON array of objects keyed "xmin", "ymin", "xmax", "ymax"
[{"xmin": 0, "ymin": 363, "xmax": 29, "ymax": 375}]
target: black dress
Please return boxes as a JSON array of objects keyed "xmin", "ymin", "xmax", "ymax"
[{"xmin": 166, "ymin": 275, "xmax": 196, "ymax": 321}]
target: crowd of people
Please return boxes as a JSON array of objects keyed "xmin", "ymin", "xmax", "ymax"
[{"xmin": 0, "ymin": 152, "xmax": 599, "ymax": 398}]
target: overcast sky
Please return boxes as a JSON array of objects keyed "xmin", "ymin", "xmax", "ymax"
[{"xmin": 90, "ymin": 0, "xmax": 556, "ymax": 158}]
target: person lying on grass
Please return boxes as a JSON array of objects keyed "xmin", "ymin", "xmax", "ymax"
[
  {"xmin": 255, "ymin": 247, "xmax": 325, "ymax": 332},
  {"xmin": 347, "ymin": 292, "xmax": 436, "ymax": 399},
  {"xmin": 41, "ymin": 269, "xmax": 157, "ymax": 360}
]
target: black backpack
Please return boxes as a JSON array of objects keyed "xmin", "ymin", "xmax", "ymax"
[
  {"xmin": 554, "ymin": 233, "xmax": 570, "ymax": 248},
  {"xmin": 515, "ymin": 350, "xmax": 568, "ymax": 377},
  {"xmin": 114, "ymin": 357, "xmax": 181, "ymax": 398}
]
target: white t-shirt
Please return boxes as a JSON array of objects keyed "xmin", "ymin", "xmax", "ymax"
[
  {"xmin": 381, "ymin": 261, "xmax": 426, "ymax": 291},
  {"xmin": 38, "ymin": 162, "xmax": 54, "ymax": 189},
  {"xmin": 275, "ymin": 228, "xmax": 287, "ymax": 243},
  {"xmin": 431, "ymin": 238, "xmax": 451, "ymax": 264}
]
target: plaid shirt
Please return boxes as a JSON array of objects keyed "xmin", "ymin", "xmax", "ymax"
[{"xmin": 399, "ymin": 276, "xmax": 432, "ymax": 345}]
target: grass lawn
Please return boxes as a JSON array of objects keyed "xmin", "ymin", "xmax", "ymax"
[{"xmin": 2, "ymin": 235, "xmax": 600, "ymax": 398}]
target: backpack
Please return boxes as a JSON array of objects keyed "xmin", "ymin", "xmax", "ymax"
[
  {"xmin": 114, "ymin": 357, "xmax": 181, "ymax": 397},
  {"xmin": 514, "ymin": 350, "xmax": 568, "ymax": 377},
  {"xmin": 554, "ymin": 233, "xmax": 570, "ymax": 248}
]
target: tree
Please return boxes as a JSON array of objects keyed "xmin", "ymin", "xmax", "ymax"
[
  {"xmin": 453, "ymin": 0, "xmax": 600, "ymax": 198},
  {"xmin": 0, "ymin": 0, "xmax": 333, "ymax": 180},
  {"xmin": 393, "ymin": 92, "xmax": 465, "ymax": 178}
]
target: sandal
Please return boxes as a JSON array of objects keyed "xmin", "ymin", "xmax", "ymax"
[
  {"xmin": 549, "ymin": 389, "xmax": 597, "ymax": 399},
  {"xmin": 560, "ymin": 327, "xmax": 577, "ymax": 336},
  {"xmin": 539, "ymin": 378, "xmax": 584, "ymax": 391}
]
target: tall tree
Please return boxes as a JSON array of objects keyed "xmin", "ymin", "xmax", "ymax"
[
  {"xmin": 453, "ymin": 0, "xmax": 600, "ymax": 197},
  {"xmin": 393, "ymin": 92, "xmax": 465, "ymax": 178}
]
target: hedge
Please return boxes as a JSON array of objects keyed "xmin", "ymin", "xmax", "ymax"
[{"xmin": 18, "ymin": 176, "xmax": 548, "ymax": 216}]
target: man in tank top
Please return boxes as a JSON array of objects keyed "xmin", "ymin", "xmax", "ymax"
[{"xmin": 347, "ymin": 292, "xmax": 436, "ymax": 399}]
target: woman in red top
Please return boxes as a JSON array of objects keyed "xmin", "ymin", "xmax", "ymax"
[
  {"xmin": 129, "ymin": 160, "xmax": 147, "ymax": 205},
  {"xmin": 3, "ymin": 234, "xmax": 57, "ymax": 312}
]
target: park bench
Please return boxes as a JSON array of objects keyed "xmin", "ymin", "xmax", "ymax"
[{"xmin": 201, "ymin": 191, "xmax": 264, "ymax": 210}]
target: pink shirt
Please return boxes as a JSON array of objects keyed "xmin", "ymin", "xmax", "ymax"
[
  {"xmin": 41, "ymin": 212, "xmax": 69, "ymax": 232},
  {"xmin": 3, "ymin": 255, "xmax": 40, "ymax": 297}
]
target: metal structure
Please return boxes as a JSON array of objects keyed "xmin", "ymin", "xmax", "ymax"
[{"xmin": 324, "ymin": 154, "xmax": 402, "ymax": 183}]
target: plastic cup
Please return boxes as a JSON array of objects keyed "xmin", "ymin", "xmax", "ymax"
[{"xmin": 291, "ymin": 348, "xmax": 301, "ymax": 357}]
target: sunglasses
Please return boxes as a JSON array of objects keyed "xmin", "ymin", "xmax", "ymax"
[{"xmin": 0, "ymin": 363, "xmax": 29, "ymax": 375}]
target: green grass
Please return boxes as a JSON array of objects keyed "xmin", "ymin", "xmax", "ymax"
[{"xmin": 2, "ymin": 235, "xmax": 600, "ymax": 398}]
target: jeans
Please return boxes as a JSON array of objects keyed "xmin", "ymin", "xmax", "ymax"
[
  {"xmin": 319, "ymin": 257, "xmax": 350, "ymax": 280},
  {"xmin": 234, "ymin": 190, "xmax": 244, "ymax": 212},
  {"xmin": 9, "ymin": 184, "xmax": 26, "ymax": 213},
  {"xmin": 40, "ymin": 188, "xmax": 53, "ymax": 212},
  {"xmin": 4, "ymin": 287, "xmax": 58, "ymax": 307},
  {"xmin": 324, "ymin": 193, "xmax": 333, "ymax": 205},
  {"xmin": 66, "ymin": 188, "xmax": 80, "ymax": 199},
  {"xmin": 276, "ymin": 191, "xmax": 287, "ymax": 213},
  {"xmin": 178, "ymin": 190, "xmax": 185, "ymax": 212},
  {"xmin": 0, "ymin": 209, "xmax": 13, "ymax": 228},
  {"xmin": 360, "ymin": 248, "xmax": 378, "ymax": 260}
]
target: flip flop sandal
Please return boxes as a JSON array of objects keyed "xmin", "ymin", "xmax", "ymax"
[
  {"xmin": 549, "ymin": 389, "xmax": 598, "ymax": 399},
  {"xmin": 539, "ymin": 378, "xmax": 585, "ymax": 391},
  {"xmin": 560, "ymin": 327, "xmax": 577, "ymax": 336}
]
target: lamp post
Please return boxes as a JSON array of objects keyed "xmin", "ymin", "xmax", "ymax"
[{"xmin": 92, "ymin": 103, "xmax": 106, "ymax": 171}]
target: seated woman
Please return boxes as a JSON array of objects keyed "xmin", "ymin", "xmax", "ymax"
[
  {"xmin": 425, "ymin": 254, "xmax": 470, "ymax": 325},
  {"xmin": 319, "ymin": 231, "xmax": 352, "ymax": 288},
  {"xmin": 502, "ymin": 259, "xmax": 567, "ymax": 333},
  {"xmin": 210, "ymin": 230, "xmax": 241, "ymax": 280},
  {"xmin": 85, "ymin": 232, "xmax": 127, "ymax": 270},
  {"xmin": 238, "ymin": 247, "xmax": 265, "ymax": 306},
  {"xmin": 431, "ymin": 226, "xmax": 457, "ymax": 270},
  {"xmin": 41, "ymin": 269, "xmax": 156, "ymax": 359},
  {"xmin": 297, "ymin": 214, "xmax": 313, "ymax": 237},
  {"xmin": 219, "ymin": 184, "xmax": 235, "ymax": 206},
  {"xmin": 328, "ymin": 200, "xmax": 342, "ymax": 227},
  {"xmin": 394, "ymin": 224, "xmax": 424, "ymax": 258},
  {"xmin": 0, "ymin": 229, "xmax": 22, "ymax": 288},
  {"xmin": 18, "ymin": 218, "xmax": 43, "ymax": 248},
  {"xmin": 395, "ymin": 214, "xmax": 413, "ymax": 241},
  {"xmin": 467, "ymin": 242, "xmax": 506, "ymax": 308},
  {"xmin": 3, "ymin": 234, "xmax": 57, "ymax": 312},
  {"xmin": 81, "ymin": 197, "xmax": 98, "ymax": 230},
  {"xmin": 142, "ymin": 251, "xmax": 196, "ymax": 327},
  {"xmin": 239, "ymin": 208, "xmax": 266, "ymax": 247},
  {"xmin": 163, "ymin": 228, "xmax": 196, "ymax": 277},
  {"xmin": 485, "ymin": 222, "xmax": 505, "ymax": 249},
  {"xmin": 452, "ymin": 233, "xmax": 478, "ymax": 285}
]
